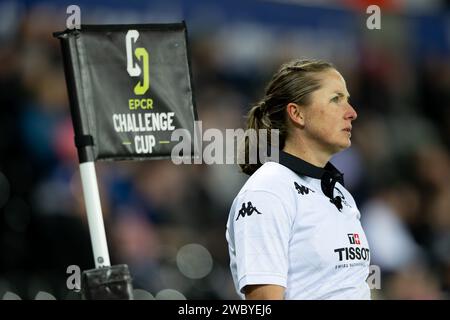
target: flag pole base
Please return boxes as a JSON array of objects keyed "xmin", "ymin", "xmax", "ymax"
[{"xmin": 81, "ymin": 264, "xmax": 134, "ymax": 300}]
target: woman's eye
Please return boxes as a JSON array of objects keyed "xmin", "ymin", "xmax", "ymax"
[{"xmin": 331, "ymin": 96, "xmax": 339, "ymax": 103}]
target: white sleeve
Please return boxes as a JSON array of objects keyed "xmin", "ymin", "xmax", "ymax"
[{"xmin": 231, "ymin": 190, "xmax": 292, "ymax": 293}]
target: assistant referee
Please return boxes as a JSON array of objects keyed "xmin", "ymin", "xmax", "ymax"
[{"xmin": 226, "ymin": 59, "xmax": 371, "ymax": 300}]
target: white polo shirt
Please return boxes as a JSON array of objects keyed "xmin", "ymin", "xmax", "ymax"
[{"xmin": 226, "ymin": 151, "xmax": 371, "ymax": 300}]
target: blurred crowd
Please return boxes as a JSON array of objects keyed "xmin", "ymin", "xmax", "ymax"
[{"xmin": 0, "ymin": 0, "xmax": 449, "ymax": 299}]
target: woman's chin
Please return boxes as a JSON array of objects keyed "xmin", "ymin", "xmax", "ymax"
[
  {"xmin": 346, "ymin": 139, "xmax": 352, "ymax": 148},
  {"xmin": 335, "ymin": 140, "xmax": 351, "ymax": 152}
]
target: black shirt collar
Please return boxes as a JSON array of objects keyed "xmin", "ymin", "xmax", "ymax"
[
  {"xmin": 278, "ymin": 150, "xmax": 345, "ymax": 207},
  {"xmin": 278, "ymin": 150, "xmax": 344, "ymax": 185}
]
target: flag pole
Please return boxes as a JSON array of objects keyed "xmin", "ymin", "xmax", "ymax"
[
  {"xmin": 78, "ymin": 160, "xmax": 133, "ymax": 299},
  {"xmin": 79, "ymin": 161, "xmax": 110, "ymax": 268}
]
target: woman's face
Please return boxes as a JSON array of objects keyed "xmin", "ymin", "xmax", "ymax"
[{"xmin": 301, "ymin": 68, "xmax": 357, "ymax": 155}]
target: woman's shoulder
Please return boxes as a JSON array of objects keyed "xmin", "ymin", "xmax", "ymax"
[{"xmin": 239, "ymin": 161, "xmax": 297, "ymax": 196}]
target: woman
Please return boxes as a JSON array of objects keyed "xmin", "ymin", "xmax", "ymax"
[{"xmin": 226, "ymin": 59, "xmax": 371, "ymax": 300}]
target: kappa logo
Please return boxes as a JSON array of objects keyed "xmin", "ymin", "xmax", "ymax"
[
  {"xmin": 236, "ymin": 202, "xmax": 262, "ymax": 221},
  {"xmin": 294, "ymin": 182, "xmax": 315, "ymax": 195},
  {"xmin": 126, "ymin": 30, "xmax": 149, "ymax": 95}
]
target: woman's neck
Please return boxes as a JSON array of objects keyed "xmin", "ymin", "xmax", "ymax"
[{"xmin": 283, "ymin": 138, "xmax": 331, "ymax": 168}]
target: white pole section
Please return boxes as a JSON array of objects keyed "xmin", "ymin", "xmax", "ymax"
[{"xmin": 79, "ymin": 161, "xmax": 111, "ymax": 268}]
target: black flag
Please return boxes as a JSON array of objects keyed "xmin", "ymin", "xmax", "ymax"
[{"xmin": 54, "ymin": 22, "xmax": 197, "ymax": 162}]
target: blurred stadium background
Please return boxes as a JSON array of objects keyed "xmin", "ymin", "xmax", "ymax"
[{"xmin": 0, "ymin": 0, "xmax": 449, "ymax": 300}]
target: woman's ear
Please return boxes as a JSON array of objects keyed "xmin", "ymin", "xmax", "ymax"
[{"xmin": 286, "ymin": 103, "xmax": 305, "ymax": 127}]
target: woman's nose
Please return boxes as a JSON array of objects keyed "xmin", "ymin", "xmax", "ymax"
[{"xmin": 346, "ymin": 104, "xmax": 357, "ymax": 121}]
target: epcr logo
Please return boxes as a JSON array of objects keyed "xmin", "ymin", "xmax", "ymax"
[{"xmin": 126, "ymin": 30, "xmax": 149, "ymax": 95}]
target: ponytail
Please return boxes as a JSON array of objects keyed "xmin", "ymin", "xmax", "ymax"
[
  {"xmin": 240, "ymin": 99, "xmax": 285, "ymax": 175},
  {"xmin": 240, "ymin": 101, "xmax": 270, "ymax": 175}
]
